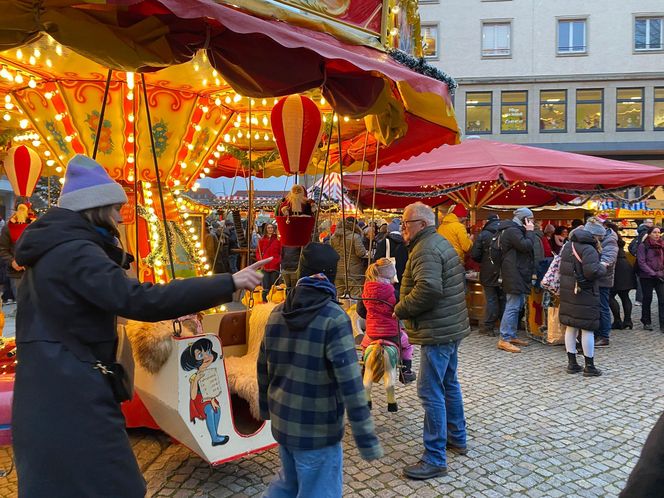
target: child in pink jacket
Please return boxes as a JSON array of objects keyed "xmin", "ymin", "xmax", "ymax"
[{"xmin": 360, "ymin": 258, "xmax": 415, "ymax": 383}]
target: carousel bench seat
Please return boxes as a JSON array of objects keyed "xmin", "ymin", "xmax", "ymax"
[{"xmin": 220, "ymin": 303, "xmax": 277, "ymax": 420}]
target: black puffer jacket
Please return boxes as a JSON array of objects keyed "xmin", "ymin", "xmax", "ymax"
[
  {"xmin": 613, "ymin": 238, "xmax": 636, "ymax": 291},
  {"xmin": 394, "ymin": 226, "xmax": 470, "ymax": 345},
  {"xmin": 470, "ymin": 219, "xmax": 501, "ymax": 287},
  {"xmin": 559, "ymin": 228, "xmax": 607, "ymax": 331},
  {"xmin": 499, "ymin": 220, "xmax": 538, "ymax": 295}
]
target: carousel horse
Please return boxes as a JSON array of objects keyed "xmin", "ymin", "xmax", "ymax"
[{"xmin": 362, "ymin": 339, "xmax": 399, "ymax": 412}]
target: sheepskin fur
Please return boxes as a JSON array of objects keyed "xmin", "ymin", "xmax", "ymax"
[
  {"xmin": 125, "ymin": 319, "xmax": 199, "ymax": 374},
  {"xmin": 224, "ymin": 302, "xmax": 277, "ymax": 420}
]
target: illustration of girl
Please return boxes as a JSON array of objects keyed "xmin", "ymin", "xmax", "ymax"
[{"xmin": 180, "ymin": 338, "xmax": 229, "ymax": 446}]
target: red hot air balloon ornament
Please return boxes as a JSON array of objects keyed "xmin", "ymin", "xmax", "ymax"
[
  {"xmin": 3, "ymin": 145, "xmax": 43, "ymax": 197},
  {"xmin": 271, "ymin": 95, "xmax": 324, "ymax": 175}
]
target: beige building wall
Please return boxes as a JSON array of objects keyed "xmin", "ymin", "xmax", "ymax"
[{"xmin": 419, "ymin": 0, "xmax": 664, "ymax": 165}]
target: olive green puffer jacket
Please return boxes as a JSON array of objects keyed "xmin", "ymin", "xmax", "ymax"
[{"xmin": 395, "ymin": 226, "xmax": 470, "ymax": 345}]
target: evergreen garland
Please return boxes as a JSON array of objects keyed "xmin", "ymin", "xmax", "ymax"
[
  {"xmin": 223, "ymin": 145, "xmax": 279, "ymax": 171},
  {"xmin": 388, "ymin": 49, "xmax": 457, "ymax": 94}
]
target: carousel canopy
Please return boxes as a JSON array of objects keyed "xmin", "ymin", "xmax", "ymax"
[
  {"xmin": 0, "ymin": 0, "xmax": 459, "ymax": 186},
  {"xmin": 345, "ymin": 139, "xmax": 664, "ymax": 209}
]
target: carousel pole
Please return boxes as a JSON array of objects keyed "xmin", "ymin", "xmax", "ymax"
[
  {"xmin": 140, "ymin": 74, "xmax": 176, "ymax": 281},
  {"xmin": 247, "ymin": 98, "xmax": 253, "ymax": 267},
  {"xmin": 313, "ymin": 113, "xmax": 335, "ymax": 231},
  {"xmin": 92, "ymin": 69, "xmax": 113, "ymax": 160},
  {"xmin": 368, "ymin": 144, "xmax": 380, "ymax": 265},
  {"xmin": 132, "ymin": 93, "xmax": 140, "ymax": 282}
]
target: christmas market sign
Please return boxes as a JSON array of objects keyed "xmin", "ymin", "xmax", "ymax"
[{"xmin": 3, "ymin": 145, "xmax": 42, "ymax": 197}]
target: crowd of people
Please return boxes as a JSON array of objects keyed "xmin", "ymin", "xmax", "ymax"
[{"xmin": 12, "ymin": 153, "xmax": 662, "ymax": 497}]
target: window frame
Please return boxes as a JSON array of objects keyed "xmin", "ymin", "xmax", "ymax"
[
  {"xmin": 556, "ymin": 18, "xmax": 588, "ymax": 55},
  {"xmin": 420, "ymin": 22, "xmax": 440, "ymax": 59},
  {"xmin": 481, "ymin": 21, "xmax": 512, "ymax": 58},
  {"xmin": 539, "ymin": 90, "xmax": 568, "ymax": 133},
  {"xmin": 634, "ymin": 16, "xmax": 664, "ymax": 52},
  {"xmin": 465, "ymin": 91, "xmax": 493, "ymax": 135},
  {"xmin": 616, "ymin": 87, "xmax": 645, "ymax": 132},
  {"xmin": 655, "ymin": 87, "xmax": 664, "ymax": 131},
  {"xmin": 500, "ymin": 90, "xmax": 528, "ymax": 134},
  {"xmin": 575, "ymin": 88, "xmax": 604, "ymax": 133}
]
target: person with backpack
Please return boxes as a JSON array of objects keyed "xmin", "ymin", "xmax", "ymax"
[
  {"xmin": 470, "ymin": 213, "xmax": 504, "ymax": 336},
  {"xmin": 496, "ymin": 208, "xmax": 539, "ymax": 353},
  {"xmin": 636, "ymin": 226, "xmax": 664, "ymax": 331},
  {"xmin": 559, "ymin": 220, "xmax": 608, "ymax": 376}
]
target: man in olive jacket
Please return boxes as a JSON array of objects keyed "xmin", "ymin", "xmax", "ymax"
[{"xmin": 395, "ymin": 202, "xmax": 470, "ymax": 480}]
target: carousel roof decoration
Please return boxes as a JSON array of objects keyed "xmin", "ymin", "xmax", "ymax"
[{"xmin": 308, "ymin": 172, "xmax": 357, "ymax": 212}]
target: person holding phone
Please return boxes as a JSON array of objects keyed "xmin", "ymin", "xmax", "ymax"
[{"xmin": 496, "ymin": 208, "xmax": 539, "ymax": 353}]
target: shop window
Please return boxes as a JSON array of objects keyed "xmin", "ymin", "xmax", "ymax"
[
  {"xmin": 482, "ymin": 22, "xmax": 511, "ymax": 57},
  {"xmin": 558, "ymin": 19, "xmax": 586, "ymax": 54},
  {"xmin": 654, "ymin": 87, "xmax": 664, "ymax": 130},
  {"xmin": 616, "ymin": 88, "xmax": 644, "ymax": 131},
  {"xmin": 421, "ymin": 24, "xmax": 439, "ymax": 58},
  {"xmin": 539, "ymin": 90, "xmax": 567, "ymax": 132},
  {"xmin": 576, "ymin": 89, "xmax": 603, "ymax": 132},
  {"xmin": 635, "ymin": 17, "xmax": 663, "ymax": 51},
  {"xmin": 466, "ymin": 92, "xmax": 492, "ymax": 134},
  {"xmin": 501, "ymin": 91, "xmax": 528, "ymax": 133}
]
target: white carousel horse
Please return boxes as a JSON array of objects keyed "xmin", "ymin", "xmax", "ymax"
[{"xmin": 362, "ymin": 339, "xmax": 399, "ymax": 412}]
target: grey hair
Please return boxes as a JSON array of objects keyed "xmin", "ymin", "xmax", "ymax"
[{"xmin": 405, "ymin": 202, "xmax": 435, "ymax": 226}]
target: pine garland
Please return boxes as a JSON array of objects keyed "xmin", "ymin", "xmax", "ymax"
[
  {"xmin": 388, "ymin": 49, "xmax": 457, "ymax": 94},
  {"xmin": 224, "ymin": 145, "xmax": 279, "ymax": 171}
]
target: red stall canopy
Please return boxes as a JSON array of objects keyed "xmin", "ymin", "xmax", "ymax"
[{"xmin": 345, "ymin": 139, "xmax": 664, "ymax": 210}]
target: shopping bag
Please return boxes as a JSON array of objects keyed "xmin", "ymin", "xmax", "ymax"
[{"xmin": 546, "ymin": 306, "xmax": 565, "ymax": 345}]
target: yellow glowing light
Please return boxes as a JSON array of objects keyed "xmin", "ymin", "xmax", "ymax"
[
  {"xmin": 126, "ymin": 72, "xmax": 135, "ymax": 90},
  {"xmin": 28, "ymin": 79, "xmax": 37, "ymax": 88},
  {"xmin": 320, "ymin": 96, "xmax": 326, "ymax": 105},
  {"xmin": 128, "ymin": 114, "xmax": 135, "ymax": 123},
  {"xmin": 201, "ymin": 106, "xmax": 209, "ymax": 113},
  {"xmin": 127, "ymin": 156, "xmax": 134, "ymax": 164},
  {"xmin": 19, "ymin": 119, "xmax": 28, "ymax": 129},
  {"xmin": 144, "ymin": 182, "xmax": 152, "ymax": 188},
  {"xmin": 47, "ymin": 160, "xmax": 56, "ymax": 167},
  {"xmin": 127, "ymin": 91, "xmax": 134, "ymax": 101},
  {"xmin": 180, "ymin": 162, "xmax": 188, "ymax": 169},
  {"xmin": 55, "ymin": 166, "xmax": 62, "ymax": 173},
  {"xmin": 55, "ymin": 114, "xmax": 63, "ymax": 121},
  {"xmin": 187, "ymin": 143, "xmax": 194, "ymax": 150},
  {"xmin": 16, "ymin": 49, "xmax": 23, "ymax": 60},
  {"xmin": 58, "ymin": 177, "xmax": 65, "ymax": 185},
  {"xmin": 215, "ymin": 97, "xmax": 221, "ymax": 106},
  {"xmin": 44, "ymin": 150, "xmax": 51, "ymax": 157},
  {"xmin": 55, "ymin": 45, "xmax": 63, "ymax": 56},
  {"xmin": 44, "ymin": 92, "xmax": 53, "ymax": 99},
  {"xmin": 14, "ymin": 73, "xmax": 24, "ymax": 84},
  {"xmin": 225, "ymin": 96, "xmax": 231, "ymax": 104}
]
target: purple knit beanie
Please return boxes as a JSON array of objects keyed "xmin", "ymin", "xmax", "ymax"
[{"xmin": 58, "ymin": 155, "xmax": 128, "ymax": 211}]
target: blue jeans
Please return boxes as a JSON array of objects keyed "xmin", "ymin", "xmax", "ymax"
[
  {"xmin": 418, "ymin": 341, "xmax": 466, "ymax": 468},
  {"xmin": 596, "ymin": 287, "xmax": 611, "ymax": 339},
  {"xmin": 500, "ymin": 293, "xmax": 525, "ymax": 341},
  {"xmin": 483, "ymin": 285, "xmax": 505, "ymax": 328},
  {"xmin": 264, "ymin": 443, "xmax": 343, "ymax": 498}
]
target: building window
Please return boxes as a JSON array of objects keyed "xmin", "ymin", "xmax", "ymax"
[
  {"xmin": 655, "ymin": 87, "xmax": 664, "ymax": 130},
  {"xmin": 616, "ymin": 88, "xmax": 644, "ymax": 131},
  {"xmin": 421, "ymin": 24, "xmax": 438, "ymax": 58},
  {"xmin": 482, "ymin": 22, "xmax": 511, "ymax": 57},
  {"xmin": 501, "ymin": 91, "xmax": 528, "ymax": 133},
  {"xmin": 635, "ymin": 17, "xmax": 663, "ymax": 51},
  {"xmin": 557, "ymin": 19, "xmax": 586, "ymax": 54},
  {"xmin": 576, "ymin": 89, "xmax": 603, "ymax": 132},
  {"xmin": 540, "ymin": 90, "xmax": 567, "ymax": 132},
  {"xmin": 466, "ymin": 92, "xmax": 492, "ymax": 134}
]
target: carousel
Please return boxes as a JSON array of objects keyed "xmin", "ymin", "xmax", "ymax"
[{"xmin": 0, "ymin": 0, "xmax": 459, "ymax": 464}]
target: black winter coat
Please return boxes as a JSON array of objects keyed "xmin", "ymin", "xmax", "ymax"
[
  {"xmin": 559, "ymin": 228, "xmax": 607, "ymax": 331},
  {"xmin": 470, "ymin": 219, "xmax": 501, "ymax": 287},
  {"xmin": 498, "ymin": 221, "xmax": 538, "ymax": 295},
  {"xmin": 613, "ymin": 239, "xmax": 637, "ymax": 291},
  {"xmin": 13, "ymin": 208, "xmax": 236, "ymax": 498}
]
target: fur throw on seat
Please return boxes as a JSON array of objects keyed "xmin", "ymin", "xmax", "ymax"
[
  {"xmin": 125, "ymin": 317, "xmax": 199, "ymax": 374},
  {"xmin": 224, "ymin": 302, "xmax": 277, "ymax": 419}
]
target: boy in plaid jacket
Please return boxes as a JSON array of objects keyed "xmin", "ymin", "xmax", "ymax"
[{"xmin": 258, "ymin": 242, "xmax": 382, "ymax": 497}]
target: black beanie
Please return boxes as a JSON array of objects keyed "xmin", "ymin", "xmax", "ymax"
[{"xmin": 297, "ymin": 242, "xmax": 339, "ymax": 282}]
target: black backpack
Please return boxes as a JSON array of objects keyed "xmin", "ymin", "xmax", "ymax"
[
  {"xmin": 628, "ymin": 236, "xmax": 640, "ymax": 257},
  {"xmin": 489, "ymin": 228, "xmax": 505, "ymax": 266}
]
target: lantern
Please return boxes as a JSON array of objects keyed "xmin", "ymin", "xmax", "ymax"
[
  {"xmin": 271, "ymin": 95, "xmax": 323, "ymax": 175},
  {"xmin": 3, "ymin": 145, "xmax": 42, "ymax": 197}
]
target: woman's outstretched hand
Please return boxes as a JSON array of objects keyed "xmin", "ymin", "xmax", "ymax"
[{"xmin": 232, "ymin": 257, "xmax": 273, "ymax": 291}]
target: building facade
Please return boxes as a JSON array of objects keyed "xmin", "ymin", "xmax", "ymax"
[{"xmin": 419, "ymin": 0, "xmax": 664, "ymax": 166}]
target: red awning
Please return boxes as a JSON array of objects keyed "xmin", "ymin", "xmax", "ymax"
[{"xmin": 345, "ymin": 139, "xmax": 664, "ymax": 209}]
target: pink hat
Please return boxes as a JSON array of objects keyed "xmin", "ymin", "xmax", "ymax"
[
  {"xmin": 450, "ymin": 204, "xmax": 468, "ymax": 218},
  {"xmin": 596, "ymin": 213, "xmax": 609, "ymax": 223}
]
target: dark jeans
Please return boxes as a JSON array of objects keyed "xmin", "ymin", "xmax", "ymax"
[
  {"xmin": 261, "ymin": 270, "xmax": 280, "ymax": 301},
  {"xmin": 482, "ymin": 285, "xmax": 505, "ymax": 328},
  {"xmin": 610, "ymin": 289, "xmax": 633, "ymax": 325},
  {"xmin": 596, "ymin": 287, "xmax": 612, "ymax": 339},
  {"xmin": 639, "ymin": 277, "xmax": 664, "ymax": 327}
]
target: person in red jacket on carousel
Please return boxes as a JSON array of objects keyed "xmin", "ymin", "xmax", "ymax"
[
  {"xmin": 257, "ymin": 223, "xmax": 282, "ymax": 301},
  {"xmin": 360, "ymin": 258, "xmax": 416, "ymax": 383}
]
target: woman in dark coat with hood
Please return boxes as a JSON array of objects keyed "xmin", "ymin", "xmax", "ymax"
[
  {"xmin": 559, "ymin": 221, "xmax": 607, "ymax": 377},
  {"xmin": 13, "ymin": 155, "xmax": 268, "ymax": 498},
  {"xmin": 609, "ymin": 226, "xmax": 636, "ymax": 330}
]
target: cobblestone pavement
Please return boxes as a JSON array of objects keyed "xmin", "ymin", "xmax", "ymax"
[{"xmin": 1, "ymin": 308, "xmax": 664, "ymax": 497}]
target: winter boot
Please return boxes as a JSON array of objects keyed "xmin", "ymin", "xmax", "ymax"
[
  {"xmin": 400, "ymin": 360, "xmax": 417, "ymax": 384},
  {"xmin": 583, "ymin": 356, "xmax": 602, "ymax": 377},
  {"xmin": 566, "ymin": 352, "xmax": 583, "ymax": 374},
  {"xmin": 623, "ymin": 319, "xmax": 633, "ymax": 330},
  {"xmin": 611, "ymin": 320, "xmax": 623, "ymax": 330},
  {"xmin": 479, "ymin": 325, "xmax": 494, "ymax": 336}
]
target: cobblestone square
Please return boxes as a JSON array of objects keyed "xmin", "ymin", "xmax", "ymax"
[{"xmin": 1, "ymin": 313, "xmax": 662, "ymax": 497}]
